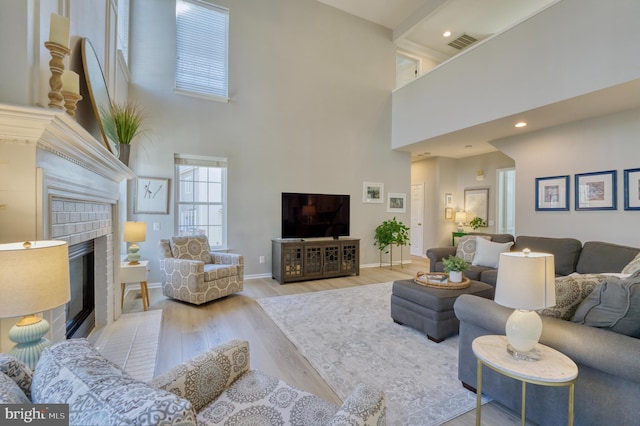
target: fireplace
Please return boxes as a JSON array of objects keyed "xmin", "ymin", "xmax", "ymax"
[
  {"xmin": 66, "ymin": 240, "xmax": 95, "ymax": 339},
  {"xmin": 0, "ymin": 104, "xmax": 136, "ymax": 353}
]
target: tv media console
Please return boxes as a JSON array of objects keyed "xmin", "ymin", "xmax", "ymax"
[{"xmin": 272, "ymin": 238, "xmax": 360, "ymax": 284}]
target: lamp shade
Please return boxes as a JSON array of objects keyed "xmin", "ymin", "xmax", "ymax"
[
  {"xmin": 454, "ymin": 211, "xmax": 467, "ymax": 223},
  {"xmin": 494, "ymin": 251, "xmax": 555, "ymax": 310},
  {"xmin": 0, "ymin": 241, "xmax": 70, "ymax": 318},
  {"xmin": 124, "ymin": 221, "xmax": 146, "ymax": 243}
]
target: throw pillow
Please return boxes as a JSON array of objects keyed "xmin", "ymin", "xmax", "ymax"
[
  {"xmin": 0, "ymin": 353, "xmax": 32, "ymax": 399},
  {"xmin": 456, "ymin": 235, "xmax": 491, "ymax": 262},
  {"xmin": 0, "ymin": 373, "xmax": 30, "ymax": 404},
  {"xmin": 472, "ymin": 238, "xmax": 514, "ymax": 268},
  {"xmin": 572, "ymin": 277, "xmax": 640, "ymax": 338},
  {"xmin": 621, "ymin": 252, "xmax": 640, "ymax": 274},
  {"xmin": 170, "ymin": 235, "xmax": 212, "ymax": 264},
  {"xmin": 537, "ymin": 274, "xmax": 620, "ymax": 320}
]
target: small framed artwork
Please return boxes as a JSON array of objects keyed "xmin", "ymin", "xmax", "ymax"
[
  {"xmin": 363, "ymin": 182, "xmax": 384, "ymax": 203},
  {"xmin": 445, "ymin": 207, "xmax": 453, "ymax": 220},
  {"xmin": 445, "ymin": 193, "xmax": 453, "ymax": 207},
  {"xmin": 535, "ymin": 175, "xmax": 569, "ymax": 211},
  {"xmin": 134, "ymin": 177, "xmax": 170, "ymax": 214},
  {"xmin": 575, "ymin": 170, "xmax": 617, "ymax": 211},
  {"xmin": 624, "ymin": 168, "xmax": 640, "ymax": 210},
  {"xmin": 387, "ymin": 193, "xmax": 406, "ymax": 213},
  {"xmin": 464, "ymin": 188, "xmax": 489, "ymax": 222}
]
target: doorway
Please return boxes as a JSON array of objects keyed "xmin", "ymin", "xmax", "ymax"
[
  {"xmin": 410, "ymin": 183, "xmax": 424, "ymax": 256},
  {"xmin": 497, "ymin": 168, "xmax": 516, "ymax": 235}
]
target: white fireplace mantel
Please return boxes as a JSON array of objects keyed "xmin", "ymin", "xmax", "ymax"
[{"xmin": 0, "ymin": 103, "xmax": 134, "ymax": 181}]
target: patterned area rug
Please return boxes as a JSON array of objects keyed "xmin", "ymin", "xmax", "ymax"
[{"xmin": 257, "ymin": 282, "xmax": 486, "ymax": 425}]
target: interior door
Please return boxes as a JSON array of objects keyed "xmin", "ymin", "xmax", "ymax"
[{"xmin": 410, "ymin": 183, "xmax": 424, "ymax": 256}]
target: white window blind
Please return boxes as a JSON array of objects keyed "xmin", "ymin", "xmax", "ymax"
[{"xmin": 175, "ymin": 0, "xmax": 229, "ymax": 101}]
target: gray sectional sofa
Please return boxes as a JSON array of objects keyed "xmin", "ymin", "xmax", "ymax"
[{"xmin": 426, "ymin": 234, "xmax": 640, "ymax": 425}]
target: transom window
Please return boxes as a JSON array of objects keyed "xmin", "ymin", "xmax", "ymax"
[
  {"xmin": 175, "ymin": 0, "xmax": 229, "ymax": 101},
  {"xmin": 175, "ymin": 154, "xmax": 227, "ymax": 249}
]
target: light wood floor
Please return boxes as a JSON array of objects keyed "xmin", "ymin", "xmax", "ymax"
[{"xmin": 122, "ymin": 256, "xmax": 523, "ymax": 425}]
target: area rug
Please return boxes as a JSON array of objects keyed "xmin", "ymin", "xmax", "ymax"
[
  {"xmin": 257, "ymin": 282, "xmax": 487, "ymax": 425},
  {"xmin": 95, "ymin": 310, "xmax": 162, "ymax": 381}
]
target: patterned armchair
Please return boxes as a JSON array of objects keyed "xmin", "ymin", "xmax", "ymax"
[{"xmin": 159, "ymin": 235, "xmax": 244, "ymax": 305}]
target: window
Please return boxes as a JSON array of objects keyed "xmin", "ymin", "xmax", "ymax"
[
  {"xmin": 175, "ymin": 154, "xmax": 227, "ymax": 249},
  {"xmin": 175, "ymin": 0, "xmax": 229, "ymax": 101},
  {"xmin": 117, "ymin": 0, "xmax": 130, "ymax": 66},
  {"xmin": 497, "ymin": 168, "xmax": 516, "ymax": 235}
]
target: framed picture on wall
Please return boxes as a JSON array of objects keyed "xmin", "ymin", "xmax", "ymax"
[
  {"xmin": 445, "ymin": 207, "xmax": 453, "ymax": 220},
  {"xmin": 134, "ymin": 177, "xmax": 170, "ymax": 214},
  {"xmin": 575, "ymin": 170, "xmax": 617, "ymax": 211},
  {"xmin": 363, "ymin": 182, "xmax": 384, "ymax": 203},
  {"xmin": 624, "ymin": 168, "xmax": 640, "ymax": 210},
  {"xmin": 445, "ymin": 193, "xmax": 453, "ymax": 207},
  {"xmin": 535, "ymin": 175, "xmax": 569, "ymax": 211},
  {"xmin": 387, "ymin": 193, "xmax": 406, "ymax": 213},
  {"xmin": 464, "ymin": 188, "xmax": 489, "ymax": 221}
]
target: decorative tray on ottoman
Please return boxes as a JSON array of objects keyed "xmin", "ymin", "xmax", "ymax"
[{"xmin": 414, "ymin": 271, "xmax": 471, "ymax": 289}]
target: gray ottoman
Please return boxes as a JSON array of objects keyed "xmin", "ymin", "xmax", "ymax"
[{"xmin": 390, "ymin": 279, "xmax": 494, "ymax": 343}]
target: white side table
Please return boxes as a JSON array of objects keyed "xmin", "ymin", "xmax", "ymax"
[
  {"xmin": 120, "ymin": 260, "xmax": 150, "ymax": 311},
  {"xmin": 472, "ymin": 335, "xmax": 578, "ymax": 426}
]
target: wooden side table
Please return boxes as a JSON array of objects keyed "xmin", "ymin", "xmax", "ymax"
[
  {"xmin": 121, "ymin": 260, "xmax": 150, "ymax": 311},
  {"xmin": 472, "ymin": 335, "xmax": 578, "ymax": 426}
]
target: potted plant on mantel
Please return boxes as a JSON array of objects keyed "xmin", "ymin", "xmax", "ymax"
[
  {"xmin": 105, "ymin": 101, "xmax": 146, "ymax": 166},
  {"xmin": 373, "ymin": 217, "xmax": 410, "ymax": 270},
  {"xmin": 442, "ymin": 255, "xmax": 468, "ymax": 283}
]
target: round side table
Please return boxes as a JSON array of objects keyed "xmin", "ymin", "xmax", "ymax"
[{"xmin": 472, "ymin": 335, "xmax": 578, "ymax": 426}]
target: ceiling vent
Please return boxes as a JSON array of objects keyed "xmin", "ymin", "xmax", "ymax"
[{"xmin": 448, "ymin": 34, "xmax": 477, "ymax": 50}]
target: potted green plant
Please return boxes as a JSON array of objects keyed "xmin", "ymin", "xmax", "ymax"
[
  {"xmin": 469, "ymin": 217, "xmax": 487, "ymax": 230},
  {"xmin": 442, "ymin": 255, "xmax": 468, "ymax": 282},
  {"xmin": 373, "ymin": 217, "xmax": 410, "ymax": 269},
  {"xmin": 104, "ymin": 101, "xmax": 146, "ymax": 166}
]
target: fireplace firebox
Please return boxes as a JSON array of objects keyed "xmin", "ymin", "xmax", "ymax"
[{"xmin": 66, "ymin": 240, "xmax": 95, "ymax": 339}]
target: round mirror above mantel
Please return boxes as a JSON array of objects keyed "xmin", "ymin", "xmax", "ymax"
[{"xmin": 79, "ymin": 38, "xmax": 119, "ymax": 157}]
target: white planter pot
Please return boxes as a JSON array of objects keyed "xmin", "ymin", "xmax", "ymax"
[{"xmin": 449, "ymin": 271, "xmax": 463, "ymax": 283}]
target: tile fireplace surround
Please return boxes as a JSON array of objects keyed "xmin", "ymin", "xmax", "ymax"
[{"xmin": 0, "ymin": 103, "xmax": 135, "ymax": 353}]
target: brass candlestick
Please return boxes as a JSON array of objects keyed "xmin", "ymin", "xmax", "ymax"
[
  {"xmin": 61, "ymin": 91, "xmax": 82, "ymax": 117},
  {"xmin": 44, "ymin": 41, "xmax": 71, "ymax": 110}
]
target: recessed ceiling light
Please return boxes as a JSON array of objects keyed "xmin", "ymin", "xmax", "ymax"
[
  {"xmin": 443, "ymin": 31, "xmax": 452, "ymax": 37},
  {"xmin": 515, "ymin": 122, "xmax": 527, "ymax": 128}
]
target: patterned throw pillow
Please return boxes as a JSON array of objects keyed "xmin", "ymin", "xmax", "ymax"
[
  {"xmin": 0, "ymin": 373, "xmax": 30, "ymax": 404},
  {"xmin": 537, "ymin": 274, "xmax": 621, "ymax": 320},
  {"xmin": 0, "ymin": 353, "xmax": 32, "ymax": 399},
  {"xmin": 455, "ymin": 235, "xmax": 491, "ymax": 262},
  {"xmin": 621, "ymin": 252, "xmax": 640, "ymax": 274},
  {"xmin": 170, "ymin": 235, "xmax": 212, "ymax": 263}
]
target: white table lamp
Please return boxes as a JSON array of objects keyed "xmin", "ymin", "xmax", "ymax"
[
  {"xmin": 0, "ymin": 241, "xmax": 70, "ymax": 369},
  {"xmin": 124, "ymin": 221, "xmax": 146, "ymax": 265},
  {"xmin": 454, "ymin": 211, "xmax": 467, "ymax": 232},
  {"xmin": 494, "ymin": 249, "xmax": 555, "ymax": 361}
]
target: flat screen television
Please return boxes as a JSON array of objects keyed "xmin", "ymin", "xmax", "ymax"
[{"xmin": 282, "ymin": 192, "xmax": 350, "ymax": 239}]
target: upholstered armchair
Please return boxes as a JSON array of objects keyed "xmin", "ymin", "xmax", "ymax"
[{"xmin": 159, "ymin": 235, "xmax": 244, "ymax": 305}]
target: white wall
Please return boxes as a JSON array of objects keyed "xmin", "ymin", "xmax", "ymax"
[
  {"xmin": 392, "ymin": 0, "xmax": 640, "ymax": 148},
  {"xmin": 128, "ymin": 0, "xmax": 410, "ymax": 279},
  {"xmin": 493, "ymin": 107, "xmax": 640, "ymax": 246}
]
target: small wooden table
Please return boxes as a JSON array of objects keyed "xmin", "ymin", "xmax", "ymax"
[
  {"xmin": 121, "ymin": 260, "xmax": 150, "ymax": 311},
  {"xmin": 472, "ymin": 335, "xmax": 578, "ymax": 426}
]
